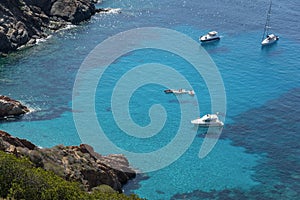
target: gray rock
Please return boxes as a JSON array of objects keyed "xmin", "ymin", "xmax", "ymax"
[
  {"xmin": 0, "ymin": 95, "xmax": 30, "ymax": 117},
  {"xmin": 50, "ymin": 0, "xmax": 95, "ymax": 24},
  {"xmin": 0, "ymin": 0, "xmax": 98, "ymax": 54},
  {"xmin": 0, "ymin": 31, "xmax": 13, "ymax": 53},
  {"xmin": 23, "ymin": 0, "xmax": 53, "ymax": 14}
]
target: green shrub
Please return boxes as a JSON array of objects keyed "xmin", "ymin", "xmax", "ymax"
[
  {"xmin": 0, "ymin": 152, "xmax": 32, "ymax": 197},
  {"xmin": 92, "ymin": 184, "xmax": 116, "ymax": 194},
  {"xmin": 0, "ymin": 151, "xmax": 144, "ymax": 200}
]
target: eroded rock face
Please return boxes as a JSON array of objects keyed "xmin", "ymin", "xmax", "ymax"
[
  {"xmin": 0, "ymin": 0, "xmax": 97, "ymax": 54},
  {"xmin": 0, "ymin": 95, "xmax": 30, "ymax": 118},
  {"xmin": 50, "ymin": 0, "xmax": 95, "ymax": 24},
  {"xmin": 23, "ymin": 0, "xmax": 52, "ymax": 14},
  {"xmin": 0, "ymin": 130, "xmax": 136, "ymax": 192}
]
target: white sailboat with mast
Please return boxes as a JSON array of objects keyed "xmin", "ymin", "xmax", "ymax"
[{"xmin": 261, "ymin": 0, "xmax": 279, "ymax": 46}]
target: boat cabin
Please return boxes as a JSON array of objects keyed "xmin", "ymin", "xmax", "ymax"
[{"xmin": 208, "ymin": 31, "xmax": 218, "ymax": 36}]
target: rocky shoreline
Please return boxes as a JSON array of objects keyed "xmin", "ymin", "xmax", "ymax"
[
  {"xmin": 0, "ymin": 0, "xmax": 135, "ymax": 194},
  {"xmin": 0, "ymin": 0, "xmax": 110, "ymax": 55},
  {"xmin": 0, "ymin": 95, "xmax": 136, "ymax": 194},
  {"xmin": 0, "ymin": 96, "xmax": 137, "ymax": 192},
  {"xmin": 0, "ymin": 95, "xmax": 30, "ymax": 118},
  {"xmin": 0, "ymin": 130, "xmax": 136, "ymax": 192}
]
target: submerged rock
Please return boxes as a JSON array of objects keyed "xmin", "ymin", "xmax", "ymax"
[
  {"xmin": 0, "ymin": 130, "xmax": 136, "ymax": 192},
  {"xmin": 0, "ymin": 95, "xmax": 30, "ymax": 118}
]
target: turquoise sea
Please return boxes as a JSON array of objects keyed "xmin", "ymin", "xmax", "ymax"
[{"xmin": 1, "ymin": 0, "xmax": 300, "ymax": 199}]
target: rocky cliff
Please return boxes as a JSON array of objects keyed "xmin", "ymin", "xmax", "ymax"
[
  {"xmin": 0, "ymin": 0, "xmax": 105, "ymax": 55},
  {"xmin": 0, "ymin": 130, "xmax": 136, "ymax": 192}
]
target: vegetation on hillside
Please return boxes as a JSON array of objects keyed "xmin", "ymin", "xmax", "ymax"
[{"xmin": 0, "ymin": 151, "xmax": 144, "ymax": 200}]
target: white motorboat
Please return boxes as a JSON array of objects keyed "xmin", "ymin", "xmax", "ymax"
[
  {"xmin": 164, "ymin": 89, "xmax": 195, "ymax": 96},
  {"xmin": 261, "ymin": 0, "xmax": 279, "ymax": 46},
  {"xmin": 191, "ymin": 114, "xmax": 224, "ymax": 127},
  {"xmin": 199, "ymin": 31, "xmax": 220, "ymax": 42}
]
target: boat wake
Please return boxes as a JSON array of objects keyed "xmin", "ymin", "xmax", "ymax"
[
  {"xmin": 100, "ymin": 8, "xmax": 122, "ymax": 14},
  {"xmin": 36, "ymin": 35, "xmax": 52, "ymax": 45},
  {"xmin": 59, "ymin": 24, "xmax": 77, "ymax": 31}
]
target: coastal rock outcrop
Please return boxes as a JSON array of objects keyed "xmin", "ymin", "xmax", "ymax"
[
  {"xmin": 0, "ymin": 95, "xmax": 30, "ymax": 118},
  {"xmin": 0, "ymin": 130, "xmax": 136, "ymax": 192},
  {"xmin": 50, "ymin": 0, "xmax": 96, "ymax": 24},
  {"xmin": 0, "ymin": 0, "xmax": 108, "ymax": 55}
]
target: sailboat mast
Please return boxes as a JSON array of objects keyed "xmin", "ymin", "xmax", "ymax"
[
  {"xmin": 262, "ymin": 0, "xmax": 272, "ymax": 41},
  {"xmin": 266, "ymin": 0, "xmax": 272, "ymax": 36}
]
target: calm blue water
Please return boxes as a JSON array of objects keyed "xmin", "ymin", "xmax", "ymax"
[{"xmin": 1, "ymin": 0, "xmax": 300, "ymax": 199}]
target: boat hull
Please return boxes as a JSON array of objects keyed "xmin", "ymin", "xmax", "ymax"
[
  {"xmin": 191, "ymin": 114, "xmax": 224, "ymax": 127},
  {"xmin": 191, "ymin": 121, "xmax": 224, "ymax": 127},
  {"xmin": 164, "ymin": 89, "xmax": 173, "ymax": 94},
  {"xmin": 199, "ymin": 31, "xmax": 220, "ymax": 42},
  {"xmin": 164, "ymin": 89, "xmax": 195, "ymax": 95},
  {"xmin": 261, "ymin": 36, "xmax": 279, "ymax": 45},
  {"xmin": 200, "ymin": 36, "xmax": 220, "ymax": 42}
]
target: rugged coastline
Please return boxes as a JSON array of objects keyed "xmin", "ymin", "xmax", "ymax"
[
  {"xmin": 0, "ymin": 95, "xmax": 137, "ymax": 192},
  {"xmin": 0, "ymin": 0, "xmax": 139, "ymax": 197},
  {"xmin": 0, "ymin": 0, "xmax": 109, "ymax": 55},
  {"xmin": 0, "ymin": 130, "xmax": 136, "ymax": 193}
]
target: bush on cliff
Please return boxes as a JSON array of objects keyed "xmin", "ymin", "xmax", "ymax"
[{"xmin": 0, "ymin": 151, "xmax": 143, "ymax": 200}]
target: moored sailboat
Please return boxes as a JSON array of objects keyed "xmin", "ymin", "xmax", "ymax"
[{"xmin": 261, "ymin": 0, "xmax": 279, "ymax": 46}]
